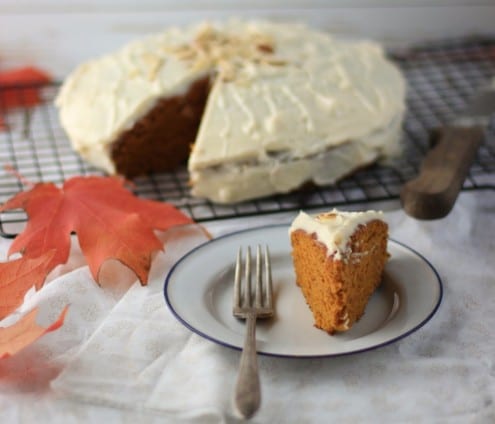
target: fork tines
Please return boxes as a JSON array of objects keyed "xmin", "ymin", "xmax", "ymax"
[{"xmin": 233, "ymin": 245, "xmax": 273, "ymax": 319}]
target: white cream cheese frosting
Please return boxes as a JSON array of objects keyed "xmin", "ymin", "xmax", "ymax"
[
  {"xmin": 289, "ymin": 209, "xmax": 385, "ymax": 260},
  {"xmin": 56, "ymin": 24, "xmax": 212, "ymax": 174},
  {"xmin": 56, "ymin": 20, "xmax": 406, "ymax": 203}
]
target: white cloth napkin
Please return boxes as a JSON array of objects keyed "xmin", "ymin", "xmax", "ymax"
[{"xmin": 1, "ymin": 192, "xmax": 495, "ymax": 423}]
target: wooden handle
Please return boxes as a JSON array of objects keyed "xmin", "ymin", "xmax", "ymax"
[{"xmin": 400, "ymin": 125, "xmax": 484, "ymax": 220}]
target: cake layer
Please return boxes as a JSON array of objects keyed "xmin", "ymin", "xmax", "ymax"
[
  {"xmin": 289, "ymin": 209, "xmax": 388, "ymax": 333},
  {"xmin": 190, "ymin": 114, "xmax": 402, "ymax": 203},
  {"xmin": 111, "ymin": 76, "xmax": 210, "ymax": 177},
  {"xmin": 56, "ymin": 23, "xmax": 213, "ymax": 174}
]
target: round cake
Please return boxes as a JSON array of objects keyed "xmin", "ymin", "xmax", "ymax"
[{"xmin": 56, "ymin": 20, "xmax": 406, "ymax": 203}]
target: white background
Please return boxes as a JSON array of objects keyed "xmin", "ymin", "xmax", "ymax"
[{"xmin": 1, "ymin": 0, "xmax": 495, "ymax": 78}]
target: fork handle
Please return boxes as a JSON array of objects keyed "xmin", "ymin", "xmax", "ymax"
[{"xmin": 234, "ymin": 312, "xmax": 260, "ymax": 419}]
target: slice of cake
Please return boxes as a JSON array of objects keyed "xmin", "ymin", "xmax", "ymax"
[
  {"xmin": 289, "ymin": 209, "xmax": 389, "ymax": 334},
  {"xmin": 56, "ymin": 20, "xmax": 406, "ymax": 204}
]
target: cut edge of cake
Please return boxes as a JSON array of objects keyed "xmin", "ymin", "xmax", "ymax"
[{"xmin": 289, "ymin": 209, "xmax": 389, "ymax": 334}]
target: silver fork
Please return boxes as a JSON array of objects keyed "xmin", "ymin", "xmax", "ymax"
[{"xmin": 233, "ymin": 245, "xmax": 274, "ymax": 419}]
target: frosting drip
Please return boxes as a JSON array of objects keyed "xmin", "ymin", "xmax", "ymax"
[
  {"xmin": 289, "ymin": 209, "xmax": 385, "ymax": 260},
  {"xmin": 189, "ymin": 21, "xmax": 406, "ymax": 170}
]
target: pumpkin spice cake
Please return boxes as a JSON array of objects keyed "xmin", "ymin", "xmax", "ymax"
[
  {"xmin": 56, "ymin": 20, "xmax": 406, "ymax": 204},
  {"xmin": 289, "ymin": 209, "xmax": 389, "ymax": 334}
]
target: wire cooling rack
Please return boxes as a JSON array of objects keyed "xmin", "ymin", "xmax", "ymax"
[{"xmin": 1, "ymin": 37, "xmax": 495, "ymax": 237}]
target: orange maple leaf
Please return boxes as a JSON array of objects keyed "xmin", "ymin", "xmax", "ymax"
[
  {"xmin": 0, "ymin": 66, "xmax": 52, "ymax": 109},
  {"xmin": 0, "ymin": 176, "xmax": 193, "ymax": 285},
  {"xmin": 0, "ymin": 66, "xmax": 52, "ymax": 130},
  {"xmin": 0, "ymin": 306, "xmax": 69, "ymax": 359},
  {"xmin": 0, "ymin": 250, "xmax": 56, "ymax": 319}
]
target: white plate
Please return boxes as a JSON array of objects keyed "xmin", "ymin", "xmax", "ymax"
[{"xmin": 164, "ymin": 224, "xmax": 442, "ymax": 358}]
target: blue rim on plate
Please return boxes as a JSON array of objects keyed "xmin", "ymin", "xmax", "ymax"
[{"xmin": 164, "ymin": 224, "xmax": 442, "ymax": 359}]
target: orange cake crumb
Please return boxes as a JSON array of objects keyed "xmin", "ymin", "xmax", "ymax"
[{"xmin": 289, "ymin": 210, "xmax": 389, "ymax": 334}]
